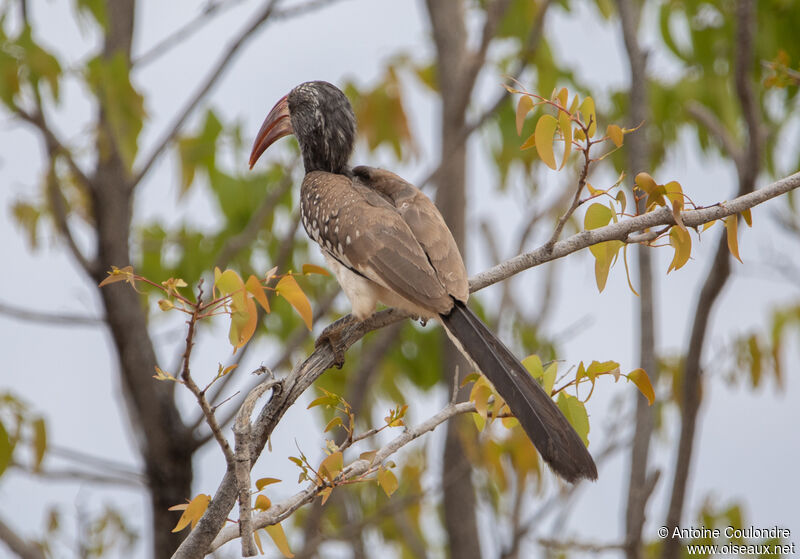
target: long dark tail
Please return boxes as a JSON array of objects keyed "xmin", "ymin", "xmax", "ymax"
[{"xmin": 440, "ymin": 300, "xmax": 597, "ymax": 483}]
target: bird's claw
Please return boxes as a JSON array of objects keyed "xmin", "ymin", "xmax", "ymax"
[{"xmin": 316, "ymin": 315, "xmax": 357, "ymax": 368}]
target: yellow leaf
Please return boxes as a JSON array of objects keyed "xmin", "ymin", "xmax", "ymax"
[
  {"xmin": 616, "ymin": 191, "xmax": 627, "ymax": 215},
  {"xmin": 569, "ymin": 93, "xmax": 579, "ymax": 113},
  {"xmin": 521, "ymin": 355, "xmax": 543, "ymax": 379},
  {"xmin": 724, "ymin": 216, "xmax": 742, "ymax": 263},
  {"xmin": 702, "ymin": 220, "xmax": 717, "ymax": 232},
  {"xmin": 558, "ymin": 109, "xmax": 572, "ymax": 170},
  {"xmin": 555, "ymin": 86, "xmax": 568, "ymax": 108},
  {"xmin": 515, "ymin": 95, "xmax": 534, "ymax": 136},
  {"xmin": 170, "ymin": 494, "xmax": 211, "ymax": 533},
  {"xmin": 627, "ymin": 368, "xmax": 655, "ymax": 405},
  {"xmin": 635, "ymin": 172, "xmax": 668, "ymax": 210},
  {"xmin": 579, "ymin": 96, "xmax": 597, "ymax": 137},
  {"xmin": 32, "ymin": 417, "xmax": 46, "ymax": 472},
  {"xmin": 157, "ymin": 299, "xmax": 174, "ymax": 311},
  {"xmin": 742, "ymin": 208, "xmax": 752, "ymax": 227},
  {"xmin": 229, "ymin": 295, "xmax": 257, "ymax": 349},
  {"xmin": 606, "ymin": 124, "xmax": 623, "ymax": 147},
  {"xmin": 275, "ymin": 275, "xmax": 313, "ymax": 330},
  {"xmin": 584, "ymin": 203, "xmax": 613, "ymax": 230},
  {"xmin": 246, "ymin": 275, "xmax": 270, "ymax": 313},
  {"xmin": 667, "ymin": 226, "xmax": 692, "ymax": 273},
  {"xmin": 469, "ymin": 379, "xmax": 492, "ymax": 423},
  {"xmin": 254, "ymin": 494, "xmax": 271, "ymax": 510},
  {"xmin": 265, "ymin": 523, "xmax": 294, "ymax": 558},
  {"xmin": 556, "ymin": 393, "xmax": 590, "ymax": 446},
  {"xmin": 377, "ymin": 468, "xmax": 399, "ymax": 497},
  {"xmin": 534, "ymin": 114, "xmax": 559, "ymax": 170},
  {"xmin": 98, "ymin": 265, "xmax": 135, "ymax": 288},
  {"xmin": 586, "ymin": 360, "xmax": 620, "ymax": 380},
  {"xmin": 253, "ymin": 530, "xmax": 264, "ymax": 554},
  {"xmin": 359, "ymin": 450, "xmax": 377, "ymax": 463},
  {"xmin": 319, "ymin": 451, "xmax": 343, "ymax": 482},
  {"xmin": 324, "ymin": 416, "xmax": 343, "ymax": 433},
  {"xmin": 255, "ymin": 477, "xmax": 281, "ymax": 491},
  {"xmin": 589, "ymin": 240, "xmax": 624, "ymax": 292},
  {"xmin": 301, "ymin": 264, "xmax": 330, "ymax": 276},
  {"xmin": 319, "ymin": 487, "xmax": 333, "ymax": 505},
  {"xmin": 542, "ymin": 362, "xmax": 557, "ymax": 396}
]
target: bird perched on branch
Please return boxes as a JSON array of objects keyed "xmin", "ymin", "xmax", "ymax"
[{"xmin": 249, "ymin": 80, "xmax": 597, "ymax": 483}]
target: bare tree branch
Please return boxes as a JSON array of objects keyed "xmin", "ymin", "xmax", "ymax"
[
  {"xmin": 662, "ymin": 2, "xmax": 762, "ymax": 557},
  {"xmin": 131, "ymin": 0, "xmax": 281, "ymax": 190},
  {"xmin": 10, "ymin": 463, "xmax": 144, "ymax": 488},
  {"xmin": 0, "ymin": 301, "xmax": 104, "ymax": 326},
  {"xmin": 469, "ymin": 171, "xmax": 799, "ymax": 293},
  {"xmin": 615, "ymin": 1, "xmax": 658, "ymax": 557}
]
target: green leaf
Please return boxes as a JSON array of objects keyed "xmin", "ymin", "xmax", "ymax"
[
  {"xmin": 176, "ymin": 110, "xmax": 223, "ymax": 194},
  {"xmin": 75, "ymin": 0, "xmax": 108, "ymax": 29},
  {"xmin": 542, "ymin": 362, "xmax": 557, "ymax": 396},
  {"xmin": 86, "ymin": 52, "xmax": 145, "ymax": 169},
  {"xmin": 0, "ymin": 48, "xmax": 21, "ymax": 106},
  {"xmin": 17, "ymin": 27, "xmax": 62, "ymax": 102},
  {"xmin": 32, "ymin": 417, "xmax": 47, "ymax": 472},
  {"xmin": 556, "ymin": 393, "xmax": 590, "ymax": 446},
  {"xmin": 0, "ymin": 421, "xmax": 11, "ymax": 478}
]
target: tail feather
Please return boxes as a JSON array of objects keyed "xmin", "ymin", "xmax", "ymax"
[{"xmin": 441, "ymin": 300, "xmax": 597, "ymax": 483}]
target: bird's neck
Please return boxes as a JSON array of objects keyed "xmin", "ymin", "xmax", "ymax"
[
  {"xmin": 294, "ymin": 109, "xmax": 355, "ymax": 176},
  {"xmin": 300, "ymin": 147, "xmax": 350, "ymax": 176}
]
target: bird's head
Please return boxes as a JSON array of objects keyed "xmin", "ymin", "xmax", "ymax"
[{"xmin": 249, "ymin": 81, "xmax": 356, "ymax": 175}]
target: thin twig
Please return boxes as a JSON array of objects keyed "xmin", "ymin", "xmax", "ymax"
[
  {"xmin": 180, "ymin": 281, "xmax": 235, "ymax": 464},
  {"xmin": 209, "ymin": 401, "xmax": 478, "ymax": 551}
]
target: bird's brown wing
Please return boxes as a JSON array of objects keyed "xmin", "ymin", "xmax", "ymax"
[
  {"xmin": 301, "ymin": 171, "xmax": 454, "ymax": 314},
  {"xmin": 353, "ymin": 166, "xmax": 469, "ymax": 303}
]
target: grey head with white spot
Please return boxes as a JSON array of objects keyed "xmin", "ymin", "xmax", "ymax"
[{"xmin": 249, "ymin": 81, "xmax": 357, "ymax": 176}]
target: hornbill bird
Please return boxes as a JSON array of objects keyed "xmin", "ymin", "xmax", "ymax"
[{"xmin": 249, "ymin": 81, "xmax": 597, "ymax": 483}]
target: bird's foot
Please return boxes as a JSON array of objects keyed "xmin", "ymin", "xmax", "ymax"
[{"xmin": 315, "ymin": 315, "xmax": 358, "ymax": 368}]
